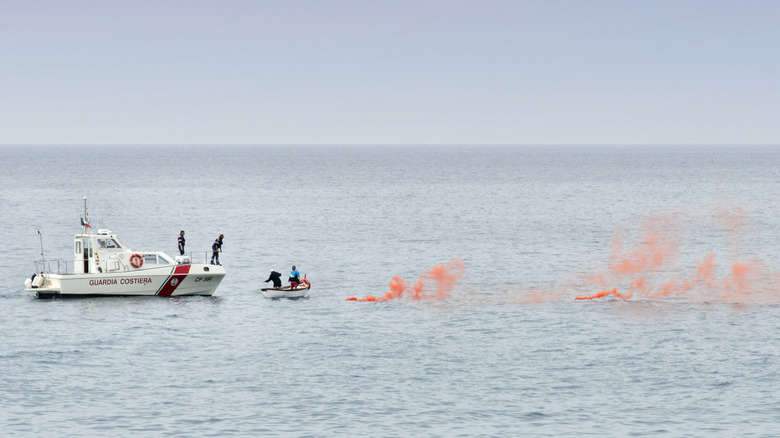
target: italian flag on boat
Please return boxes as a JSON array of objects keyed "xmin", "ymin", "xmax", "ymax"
[{"xmin": 81, "ymin": 218, "xmax": 91, "ymax": 228}]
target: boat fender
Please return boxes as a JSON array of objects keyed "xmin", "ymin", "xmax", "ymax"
[
  {"xmin": 25, "ymin": 278, "xmax": 32, "ymax": 289},
  {"xmin": 175, "ymin": 255, "xmax": 191, "ymax": 265},
  {"xmin": 32, "ymin": 275, "xmax": 44, "ymax": 288},
  {"xmin": 130, "ymin": 253, "xmax": 144, "ymax": 268}
]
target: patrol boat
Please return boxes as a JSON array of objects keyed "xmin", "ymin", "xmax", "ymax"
[{"xmin": 24, "ymin": 198, "xmax": 226, "ymax": 299}]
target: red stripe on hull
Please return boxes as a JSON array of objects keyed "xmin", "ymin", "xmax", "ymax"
[{"xmin": 157, "ymin": 265, "xmax": 191, "ymax": 296}]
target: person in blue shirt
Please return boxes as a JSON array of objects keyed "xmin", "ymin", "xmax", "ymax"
[
  {"xmin": 289, "ymin": 265, "xmax": 300, "ymax": 289},
  {"xmin": 211, "ymin": 234, "xmax": 224, "ymax": 265}
]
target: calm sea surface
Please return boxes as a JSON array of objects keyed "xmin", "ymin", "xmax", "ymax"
[{"xmin": 1, "ymin": 145, "xmax": 780, "ymax": 437}]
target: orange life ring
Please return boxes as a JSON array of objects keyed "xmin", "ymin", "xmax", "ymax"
[
  {"xmin": 301, "ymin": 278, "xmax": 311, "ymax": 288},
  {"xmin": 130, "ymin": 253, "xmax": 144, "ymax": 268}
]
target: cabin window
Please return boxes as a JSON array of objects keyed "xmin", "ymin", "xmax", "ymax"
[
  {"xmin": 75, "ymin": 241, "xmax": 82, "ymax": 254},
  {"xmin": 97, "ymin": 238, "xmax": 121, "ymax": 249},
  {"xmin": 143, "ymin": 254, "xmax": 170, "ymax": 265}
]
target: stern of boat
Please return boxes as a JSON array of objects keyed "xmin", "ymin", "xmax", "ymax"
[{"xmin": 24, "ymin": 274, "xmax": 62, "ymax": 299}]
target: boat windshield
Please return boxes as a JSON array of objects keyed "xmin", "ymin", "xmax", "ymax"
[{"xmin": 97, "ymin": 238, "xmax": 123, "ymax": 249}]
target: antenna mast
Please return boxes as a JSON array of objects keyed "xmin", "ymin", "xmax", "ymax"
[
  {"xmin": 83, "ymin": 196, "xmax": 89, "ymax": 234},
  {"xmin": 38, "ymin": 230, "xmax": 45, "ymax": 264}
]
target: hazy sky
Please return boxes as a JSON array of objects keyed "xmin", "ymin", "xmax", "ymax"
[{"xmin": 2, "ymin": 0, "xmax": 779, "ymax": 145}]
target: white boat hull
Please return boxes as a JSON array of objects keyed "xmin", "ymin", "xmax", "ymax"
[
  {"xmin": 28, "ymin": 264, "xmax": 225, "ymax": 298},
  {"xmin": 261, "ymin": 284, "xmax": 310, "ymax": 299}
]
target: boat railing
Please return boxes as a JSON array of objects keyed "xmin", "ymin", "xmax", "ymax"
[
  {"xmin": 33, "ymin": 259, "xmax": 73, "ymax": 275},
  {"xmin": 32, "ymin": 252, "xmax": 222, "ymax": 275},
  {"xmin": 99, "ymin": 250, "xmax": 223, "ymax": 270},
  {"xmin": 159, "ymin": 251, "xmax": 224, "ymax": 265},
  {"xmin": 181, "ymin": 251, "xmax": 224, "ymax": 265}
]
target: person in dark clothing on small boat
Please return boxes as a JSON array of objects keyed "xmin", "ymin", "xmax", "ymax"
[{"xmin": 265, "ymin": 269, "xmax": 282, "ymax": 288}]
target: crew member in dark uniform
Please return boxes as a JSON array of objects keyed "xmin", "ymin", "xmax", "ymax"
[
  {"xmin": 178, "ymin": 230, "xmax": 186, "ymax": 255},
  {"xmin": 211, "ymin": 234, "xmax": 224, "ymax": 265},
  {"xmin": 265, "ymin": 269, "xmax": 282, "ymax": 288}
]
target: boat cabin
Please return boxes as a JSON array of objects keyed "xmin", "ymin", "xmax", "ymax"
[{"xmin": 73, "ymin": 229, "xmax": 174, "ymax": 274}]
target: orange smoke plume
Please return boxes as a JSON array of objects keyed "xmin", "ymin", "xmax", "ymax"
[
  {"xmin": 578, "ymin": 212, "xmax": 766, "ymax": 303},
  {"xmin": 725, "ymin": 262, "xmax": 755, "ymax": 297},
  {"xmin": 574, "ymin": 277, "xmax": 649, "ymax": 300},
  {"xmin": 610, "ymin": 229, "xmax": 677, "ymax": 275},
  {"xmin": 346, "ymin": 259, "xmax": 465, "ymax": 302},
  {"xmin": 574, "ymin": 288, "xmax": 630, "ymax": 301},
  {"xmin": 514, "ymin": 199, "xmax": 777, "ymax": 304}
]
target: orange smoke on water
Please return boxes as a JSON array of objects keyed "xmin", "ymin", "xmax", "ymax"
[
  {"xmin": 346, "ymin": 259, "xmax": 465, "ymax": 302},
  {"xmin": 574, "ymin": 277, "xmax": 649, "ymax": 301},
  {"xmin": 576, "ymin": 241, "xmax": 764, "ymax": 301},
  {"xmin": 573, "ymin": 203, "xmax": 775, "ymax": 301},
  {"xmin": 574, "ymin": 288, "xmax": 629, "ymax": 301},
  {"xmin": 345, "ymin": 276, "xmax": 407, "ymax": 302},
  {"xmin": 609, "ymin": 230, "xmax": 675, "ymax": 275}
]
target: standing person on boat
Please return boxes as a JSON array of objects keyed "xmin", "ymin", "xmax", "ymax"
[
  {"xmin": 178, "ymin": 230, "xmax": 186, "ymax": 255},
  {"xmin": 289, "ymin": 265, "xmax": 301, "ymax": 289},
  {"xmin": 211, "ymin": 234, "xmax": 224, "ymax": 265},
  {"xmin": 265, "ymin": 269, "xmax": 282, "ymax": 288}
]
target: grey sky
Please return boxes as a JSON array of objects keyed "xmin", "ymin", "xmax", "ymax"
[{"xmin": 2, "ymin": 0, "xmax": 779, "ymax": 145}]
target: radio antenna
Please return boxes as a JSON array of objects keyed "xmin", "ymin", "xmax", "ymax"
[{"xmin": 38, "ymin": 230, "xmax": 45, "ymax": 272}]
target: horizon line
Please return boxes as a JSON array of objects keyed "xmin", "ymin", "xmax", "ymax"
[{"xmin": 2, "ymin": 143, "xmax": 780, "ymax": 147}]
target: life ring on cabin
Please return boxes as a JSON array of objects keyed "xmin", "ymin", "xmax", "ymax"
[{"xmin": 129, "ymin": 253, "xmax": 144, "ymax": 268}]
